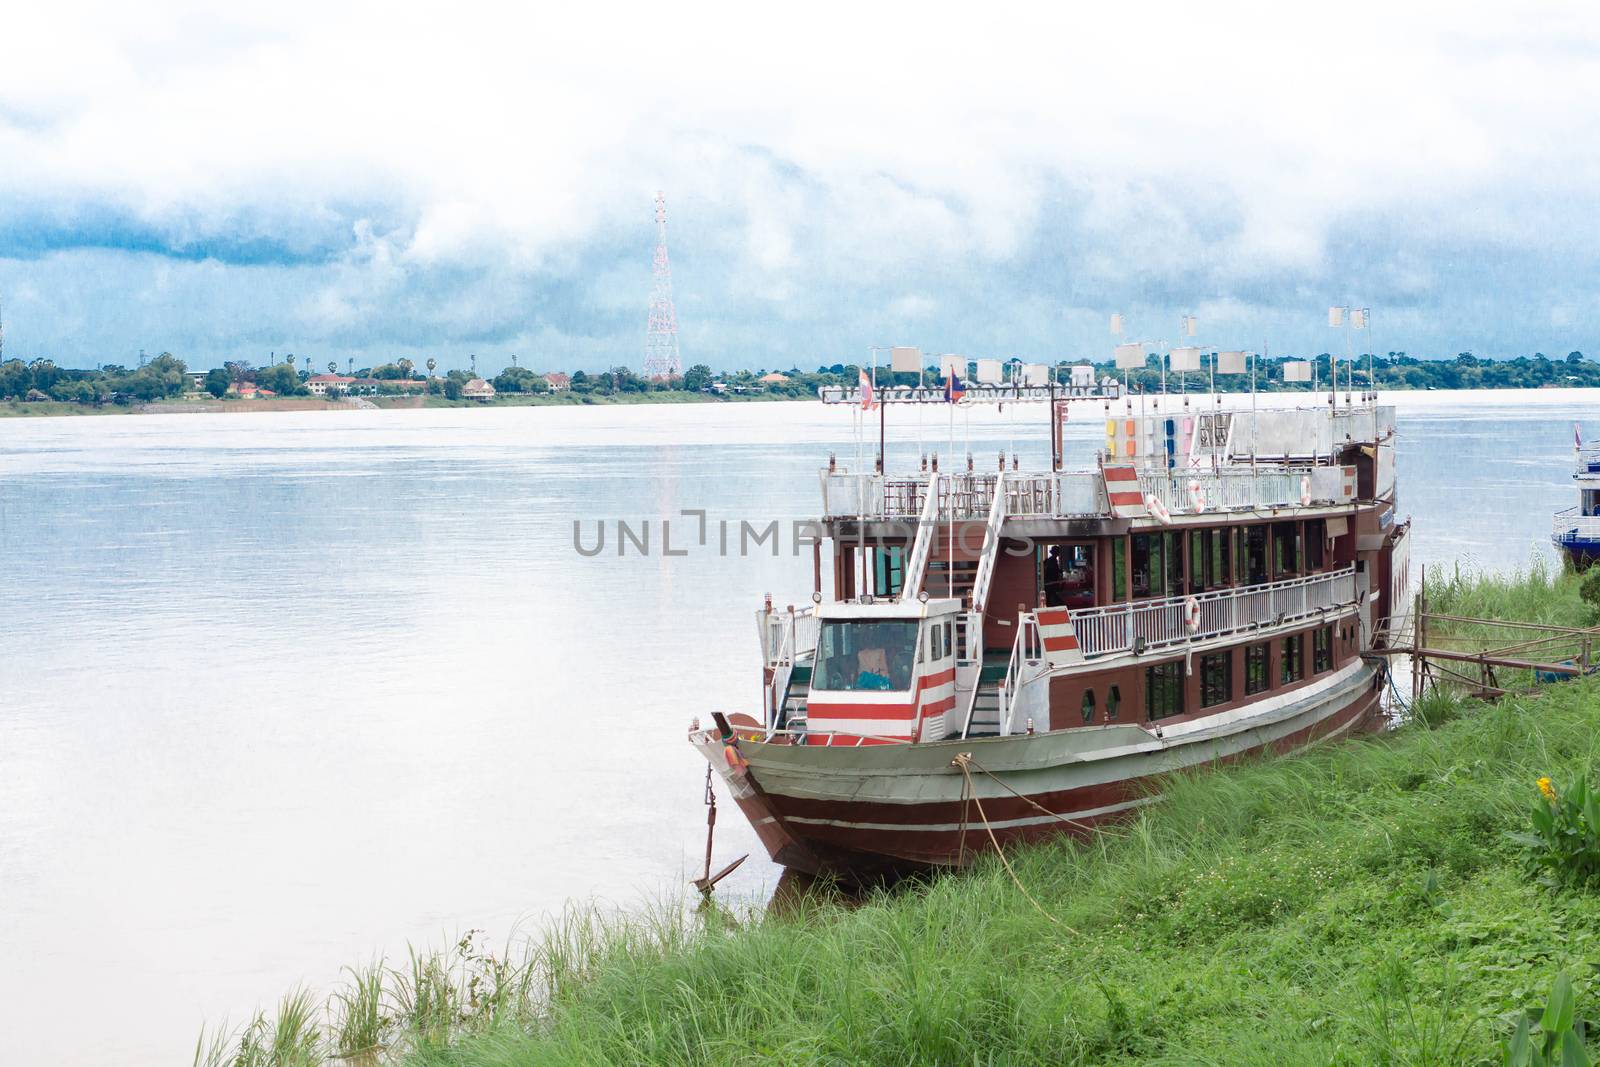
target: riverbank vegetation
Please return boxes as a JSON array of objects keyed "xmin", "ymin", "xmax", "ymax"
[
  {"xmin": 197, "ymin": 568, "xmax": 1600, "ymax": 1065},
  {"xmin": 7, "ymin": 347, "xmax": 1600, "ymax": 416}
]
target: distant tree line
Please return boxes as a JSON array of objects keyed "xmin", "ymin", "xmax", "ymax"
[{"xmin": 4, "ymin": 349, "xmax": 1599, "ymax": 406}]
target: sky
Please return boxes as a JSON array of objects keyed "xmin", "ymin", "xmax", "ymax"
[{"xmin": 2, "ymin": 1, "xmax": 1599, "ymax": 376}]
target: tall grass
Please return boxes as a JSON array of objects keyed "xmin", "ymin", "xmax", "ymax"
[{"xmin": 200, "ymin": 570, "xmax": 1600, "ymax": 1066}]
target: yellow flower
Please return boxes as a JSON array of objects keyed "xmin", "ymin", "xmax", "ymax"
[{"xmin": 1539, "ymin": 777, "xmax": 1557, "ymax": 802}]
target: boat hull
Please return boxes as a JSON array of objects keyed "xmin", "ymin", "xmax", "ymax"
[
  {"xmin": 1555, "ymin": 536, "xmax": 1600, "ymax": 571},
  {"xmin": 694, "ymin": 660, "xmax": 1384, "ymax": 882}
]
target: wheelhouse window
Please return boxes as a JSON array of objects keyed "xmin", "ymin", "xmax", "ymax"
[
  {"xmin": 1245, "ymin": 642, "xmax": 1270, "ymax": 695},
  {"xmin": 1313, "ymin": 625, "xmax": 1334, "ymax": 673},
  {"xmin": 1081, "ymin": 689, "xmax": 1096, "ymax": 723},
  {"xmin": 1200, "ymin": 651, "xmax": 1233, "ymax": 708},
  {"xmin": 1281, "ymin": 633, "xmax": 1304, "ymax": 684},
  {"xmin": 813, "ymin": 620, "xmax": 919, "ymax": 691},
  {"xmin": 1106, "ymin": 685, "xmax": 1121, "ymax": 720},
  {"xmin": 1132, "ymin": 531, "xmax": 1181, "ymax": 600},
  {"xmin": 1146, "ymin": 661, "xmax": 1185, "ymax": 720},
  {"xmin": 1112, "ymin": 538, "xmax": 1127, "ymax": 601}
]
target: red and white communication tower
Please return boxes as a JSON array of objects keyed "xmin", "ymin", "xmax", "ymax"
[{"xmin": 643, "ymin": 191, "xmax": 682, "ymax": 381}]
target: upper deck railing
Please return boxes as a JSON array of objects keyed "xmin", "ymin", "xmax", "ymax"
[
  {"xmin": 1553, "ymin": 506, "xmax": 1600, "ymax": 544},
  {"xmin": 821, "ymin": 464, "xmax": 1350, "ymax": 522},
  {"xmin": 1065, "ymin": 565, "xmax": 1357, "ymax": 660}
]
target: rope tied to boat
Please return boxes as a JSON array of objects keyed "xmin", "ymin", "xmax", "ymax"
[{"xmin": 950, "ymin": 753, "xmax": 1079, "ymax": 934}]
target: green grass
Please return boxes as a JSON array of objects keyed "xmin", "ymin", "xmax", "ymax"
[
  {"xmin": 1426, "ymin": 556, "xmax": 1593, "ymax": 631},
  {"xmin": 201, "ymin": 570, "xmax": 1600, "ymax": 1067}
]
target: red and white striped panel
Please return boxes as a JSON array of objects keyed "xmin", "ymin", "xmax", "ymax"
[
  {"xmin": 806, "ymin": 695, "xmax": 917, "ymax": 744},
  {"xmin": 915, "ymin": 666, "xmax": 957, "ymax": 740},
  {"xmin": 1035, "ymin": 608, "xmax": 1084, "ymax": 666},
  {"xmin": 1101, "ymin": 463, "xmax": 1147, "ymax": 518}
]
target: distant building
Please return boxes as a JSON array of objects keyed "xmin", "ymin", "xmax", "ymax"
[
  {"xmin": 462, "ymin": 378, "xmax": 496, "ymax": 402},
  {"xmin": 186, "ymin": 371, "xmax": 208, "ymax": 391},
  {"xmin": 306, "ymin": 374, "xmax": 355, "ymax": 396},
  {"xmin": 236, "ymin": 383, "xmax": 276, "ymax": 399},
  {"xmin": 758, "ymin": 372, "xmax": 791, "ymax": 385},
  {"xmin": 24, "ymin": 388, "xmax": 49, "ymax": 402},
  {"xmin": 347, "ymin": 378, "xmax": 382, "ymax": 396},
  {"xmin": 543, "ymin": 372, "xmax": 571, "ymax": 392}
]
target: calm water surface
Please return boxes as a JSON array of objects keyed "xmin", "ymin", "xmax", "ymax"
[{"xmin": 0, "ymin": 388, "xmax": 1594, "ymax": 1064}]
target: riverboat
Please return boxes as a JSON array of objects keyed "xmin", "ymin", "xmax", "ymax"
[
  {"xmin": 1553, "ymin": 430, "xmax": 1600, "ymax": 569},
  {"xmin": 691, "ymin": 358, "xmax": 1411, "ymax": 882}
]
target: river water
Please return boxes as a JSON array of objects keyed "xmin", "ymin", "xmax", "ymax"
[{"xmin": 0, "ymin": 388, "xmax": 1592, "ymax": 1064}]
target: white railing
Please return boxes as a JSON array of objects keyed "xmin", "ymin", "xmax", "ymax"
[
  {"xmin": 821, "ymin": 470, "xmax": 1106, "ymax": 521},
  {"xmin": 757, "ymin": 604, "xmax": 818, "ymax": 667},
  {"xmin": 1063, "ymin": 565, "xmax": 1357, "ymax": 660},
  {"xmin": 968, "ymin": 474, "xmax": 1008, "ymax": 613},
  {"xmin": 996, "ymin": 612, "xmax": 1049, "ymax": 736},
  {"xmin": 899, "ymin": 474, "xmax": 943, "ymax": 601},
  {"xmin": 757, "ymin": 604, "xmax": 818, "ymax": 731},
  {"xmin": 822, "ymin": 464, "xmax": 1349, "ymax": 522},
  {"xmin": 1553, "ymin": 507, "xmax": 1600, "ymax": 543}
]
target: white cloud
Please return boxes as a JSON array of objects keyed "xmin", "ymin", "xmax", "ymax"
[{"xmin": 1, "ymin": 0, "xmax": 1599, "ymax": 367}]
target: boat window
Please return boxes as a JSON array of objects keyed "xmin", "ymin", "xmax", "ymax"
[
  {"xmin": 1313, "ymin": 626, "xmax": 1334, "ymax": 673},
  {"xmin": 874, "ymin": 546, "xmax": 905, "ymax": 597},
  {"xmin": 1200, "ymin": 651, "xmax": 1233, "ymax": 707},
  {"xmin": 1246, "ymin": 642, "xmax": 1270, "ymax": 695},
  {"xmin": 1273, "ymin": 523, "xmax": 1300, "ymax": 576},
  {"xmin": 1042, "ymin": 543, "xmax": 1096, "ymax": 608},
  {"xmin": 1112, "ymin": 538, "xmax": 1127, "ymax": 601},
  {"xmin": 1145, "ymin": 661, "xmax": 1185, "ymax": 720},
  {"xmin": 1305, "ymin": 519, "xmax": 1325, "ymax": 571},
  {"xmin": 1081, "ymin": 689, "xmax": 1095, "ymax": 723},
  {"xmin": 1189, "ymin": 527, "xmax": 1231, "ymax": 593},
  {"xmin": 813, "ymin": 620, "xmax": 919, "ymax": 691},
  {"xmin": 1243, "ymin": 525, "xmax": 1270, "ymax": 584},
  {"xmin": 1281, "ymin": 633, "xmax": 1304, "ymax": 684},
  {"xmin": 1132, "ymin": 532, "xmax": 1181, "ymax": 600},
  {"xmin": 1106, "ymin": 685, "xmax": 1120, "ymax": 719}
]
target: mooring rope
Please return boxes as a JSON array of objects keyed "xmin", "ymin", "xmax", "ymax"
[
  {"xmin": 958, "ymin": 752, "xmax": 1130, "ymax": 839},
  {"xmin": 950, "ymin": 753, "xmax": 1079, "ymax": 933}
]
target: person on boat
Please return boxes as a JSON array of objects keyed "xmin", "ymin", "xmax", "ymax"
[
  {"xmin": 1042, "ymin": 544, "xmax": 1067, "ymax": 607},
  {"xmin": 855, "ymin": 644, "xmax": 893, "ymax": 689}
]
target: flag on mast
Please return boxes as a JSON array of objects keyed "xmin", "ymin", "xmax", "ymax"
[
  {"xmin": 1576, "ymin": 422, "xmax": 1583, "ymax": 454},
  {"xmin": 944, "ymin": 370, "xmax": 966, "ymax": 404},
  {"xmin": 859, "ymin": 368, "xmax": 877, "ymax": 410}
]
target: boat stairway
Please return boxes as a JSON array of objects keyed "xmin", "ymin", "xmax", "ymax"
[
  {"xmin": 962, "ymin": 658, "xmax": 1009, "ymax": 738},
  {"xmin": 779, "ymin": 662, "xmax": 811, "ymax": 732}
]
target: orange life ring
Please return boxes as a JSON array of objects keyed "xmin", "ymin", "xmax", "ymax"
[
  {"xmin": 1299, "ymin": 475, "xmax": 1311, "ymax": 507},
  {"xmin": 1187, "ymin": 479, "xmax": 1205, "ymax": 512},
  {"xmin": 1145, "ymin": 492, "xmax": 1172, "ymax": 525},
  {"xmin": 1184, "ymin": 596, "xmax": 1201, "ymax": 634}
]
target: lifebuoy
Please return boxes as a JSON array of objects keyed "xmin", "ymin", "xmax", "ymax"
[
  {"xmin": 1184, "ymin": 596, "xmax": 1201, "ymax": 634},
  {"xmin": 1187, "ymin": 479, "xmax": 1205, "ymax": 512},
  {"xmin": 1145, "ymin": 493, "xmax": 1172, "ymax": 525},
  {"xmin": 1299, "ymin": 475, "xmax": 1312, "ymax": 507}
]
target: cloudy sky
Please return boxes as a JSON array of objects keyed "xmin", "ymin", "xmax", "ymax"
[{"xmin": 2, "ymin": 1, "xmax": 1598, "ymax": 375}]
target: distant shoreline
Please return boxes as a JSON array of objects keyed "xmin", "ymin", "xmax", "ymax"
[
  {"xmin": 0, "ymin": 391, "xmax": 805, "ymax": 418},
  {"xmin": 3, "ymin": 381, "xmax": 1596, "ymax": 419}
]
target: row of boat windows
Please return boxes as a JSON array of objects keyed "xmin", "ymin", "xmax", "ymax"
[
  {"xmin": 1115, "ymin": 519, "xmax": 1329, "ymax": 601},
  {"xmin": 1078, "ymin": 626, "xmax": 1338, "ymax": 724}
]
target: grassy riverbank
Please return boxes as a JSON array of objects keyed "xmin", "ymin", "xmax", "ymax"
[{"xmin": 203, "ymin": 568, "xmax": 1600, "ymax": 1066}]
